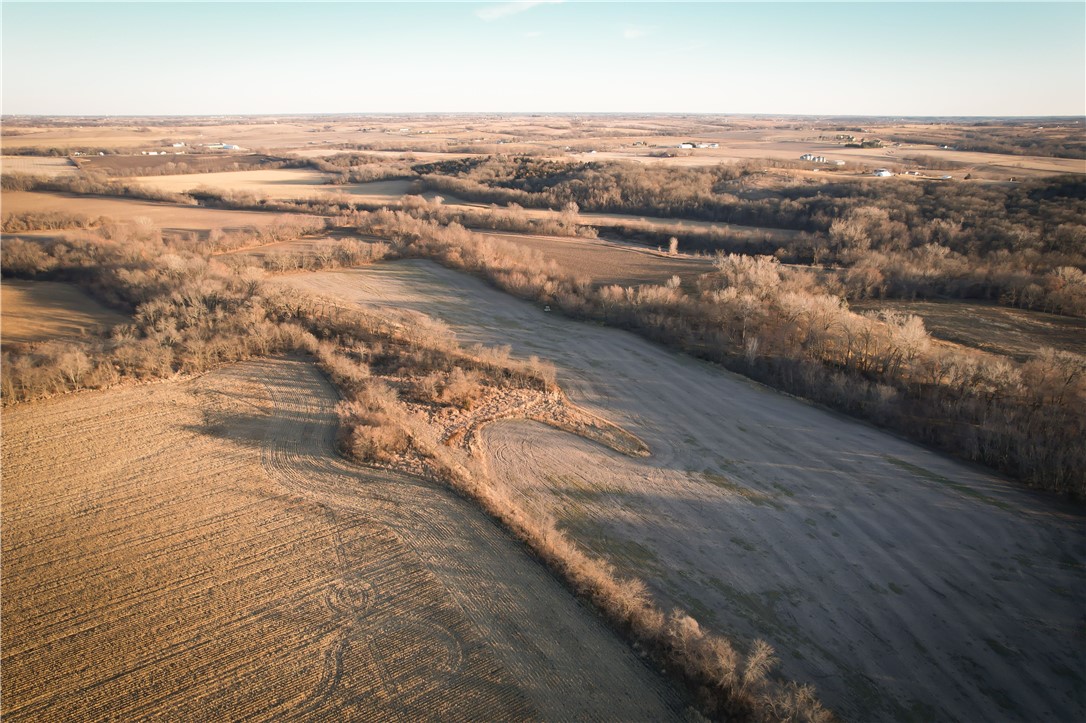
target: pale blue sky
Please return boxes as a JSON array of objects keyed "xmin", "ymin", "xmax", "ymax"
[{"xmin": 2, "ymin": 2, "xmax": 1084, "ymax": 116}]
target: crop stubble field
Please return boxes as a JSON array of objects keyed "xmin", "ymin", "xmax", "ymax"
[
  {"xmin": 851, "ymin": 299, "xmax": 1086, "ymax": 360},
  {"xmin": 1, "ymin": 357, "xmax": 683, "ymax": 721},
  {"xmin": 1, "ymin": 280, "xmax": 128, "ymax": 343},
  {"xmin": 281, "ymin": 261, "xmax": 1086, "ymax": 722},
  {"xmin": 1, "ymin": 191, "xmax": 286, "ymax": 232}
]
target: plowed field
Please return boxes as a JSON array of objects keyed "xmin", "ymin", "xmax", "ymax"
[{"xmin": 1, "ymin": 357, "xmax": 683, "ymax": 721}]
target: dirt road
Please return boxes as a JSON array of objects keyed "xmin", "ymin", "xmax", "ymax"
[
  {"xmin": 2, "ymin": 358, "xmax": 684, "ymax": 721},
  {"xmin": 282, "ymin": 261, "xmax": 1086, "ymax": 721}
]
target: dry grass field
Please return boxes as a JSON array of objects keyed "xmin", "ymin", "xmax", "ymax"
[
  {"xmin": 1, "ymin": 357, "xmax": 684, "ymax": 721},
  {"xmin": 478, "ymin": 231, "xmax": 714, "ymax": 287},
  {"xmin": 130, "ymin": 168, "xmax": 340, "ymax": 198},
  {"xmin": 282, "ymin": 261, "xmax": 1086, "ymax": 722},
  {"xmin": 1, "ymin": 191, "xmax": 284, "ymax": 232},
  {"xmin": 1, "ymin": 280, "xmax": 128, "ymax": 343},
  {"xmin": 0, "ymin": 156, "xmax": 79, "ymax": 177},
  {"xmin": 851, "ymin": 299, "xmax": 1086, "ymax": 361}
]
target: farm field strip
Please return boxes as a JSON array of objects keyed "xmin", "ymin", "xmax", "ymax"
[
  {"xmin": 1, "ymin": 357, "xmax": 683, "ymax": 721},
  {"xmin": 851, "ymin": 298, "xmax": 1086, "ymax": 360},
  {"xmin": 281, "ymin": 261, "xmax": 1086, "ymax": 722},
  {"xmin": 0, "ymin": 156, "xmax": 78, "ymax": 177},
  {"xmin": 1, "ymin": 191, "xmax": 287, "ymax": 232},
  {"xmin": 476, "ymin": 230, "xmax": 715, "ymax": 286},
  {"xmin": 1, "ymin": 280, "xmax": 129, "ymax": 343}
]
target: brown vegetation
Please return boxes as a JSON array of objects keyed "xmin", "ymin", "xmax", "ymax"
[
  {"xmin": 74, "ymin": 152, "xmax": 295, "ymax": 177},
  {"xmin": 1, "ymin": 280, "xmax": 128, "ymax": 343},
  {"xmin": 0, "ymin": 222, "xmax": 830, "ymax": 721},
  {"xmin": 342, "ymin": 210, "xmax": 1086, "ymax": 496},
  {"xmin": 411, "ymin": 157, "xmax": 1086, "ymax": 316},
  {"xmin": 2, "ymin": 356, "xmax": 685, "ymax": 720}
]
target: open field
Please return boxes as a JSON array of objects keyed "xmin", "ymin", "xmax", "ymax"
[
  {"xmin": 569, "ymin": 143, "xmax": 1085, "ymax": 180},
  {"xmin": 0, "ymin": 156, "xmax": 79, "ymax": 177},
  {"xmin": 479, "ymin": 231, "xmax": 714, "ymax": 287},
  {"xmin": 1, "ymin": 280, "xmax": 128, "ymax": 343},
  {"xmin": 282, "ymin": 261, "xmax": 1086, "ymax": 722},
  {"xmin": 1, "ymin": 357, "xmax": 684, "ymax": 721},
  {"xmin": 131, "ymin": 171, "xmax": 416, "ymax": 205},
  {"xmin": 75, "ymin": 152, "xmax": 286, "ymax": 175},
  {"xmin": 130, "ymin": 168, "xmax": 340, "ymax": 198},
  {"xmin": 7, "ymin": 117, "xmax": 1081, "ymax": 182},
  {"xmin": 851, "ymin": 299, "xmax": 1086, "ymax": 361},
  {"xmin": 1, "ymin": 191, "xmax": 285, "ymax": 232}
]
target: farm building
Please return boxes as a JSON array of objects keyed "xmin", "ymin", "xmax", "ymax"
[
  {"xmin": 873, "ymin": 168, "xmax": 894, "ymax": 177},
  {"xmin": 800, "ymin": 153, "xmax": 827, "ymax": 162}
]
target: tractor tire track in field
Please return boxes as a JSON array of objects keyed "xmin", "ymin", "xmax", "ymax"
[{"xmin": 237, "ymin": 357, "xmax": 683, "ymax": 720}]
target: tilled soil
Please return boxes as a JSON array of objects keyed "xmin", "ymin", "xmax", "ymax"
[{"xmin": 1, "ymin": 358, "xmax": 685, "ymax": 721}]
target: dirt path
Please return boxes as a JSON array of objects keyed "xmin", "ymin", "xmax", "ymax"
[
  {"xmin": 281, "ymin": 261, "xmax": 1086, "ymax": 722},
  {"xmin": 2, "ymin": 358, "xmax": 684, "ymax": 721}
]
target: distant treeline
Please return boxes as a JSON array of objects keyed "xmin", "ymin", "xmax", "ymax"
[
  {"xmin": 887, "ymin": 129, "xmax": 1086, "ymax": 160},
  {"xmin": 408, "ymin": 157, "xmax": 1086, "ymax": 315}
]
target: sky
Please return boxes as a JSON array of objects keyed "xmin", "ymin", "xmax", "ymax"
[{"xmin": 2, "ymin": 1, "xmax": 1084, "ymax": 116}]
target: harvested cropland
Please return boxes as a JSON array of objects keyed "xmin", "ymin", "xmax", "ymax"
[
  {"xmin": 0, "ymin": 156, "xmax": 79, "ymax": 177},
  {"xmin": 130, "ymin": 168, "xmax": 341, "ymax": 199},
  {"xmin": 2, "ymin": 190, "xmax": 286, "ymax": 232},
  {"xmin": 1, "ymin": 357, "xmax": 684, "ymax": 721},
  {"xmin": 1, "ymin": 280, "xmax": 128, "ymax": 343},
  {"xmin": 437, "ymin": 230, "xmax": 712, "ymax": 288},
  {"xmin": 851, "ymin": 298, "xmax": 1086, "ymax": 361}
]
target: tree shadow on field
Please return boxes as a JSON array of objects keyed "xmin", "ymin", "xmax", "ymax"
[{"xmin": 183, "ymin": 397, "xmax": 334, "ymax": 467}]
